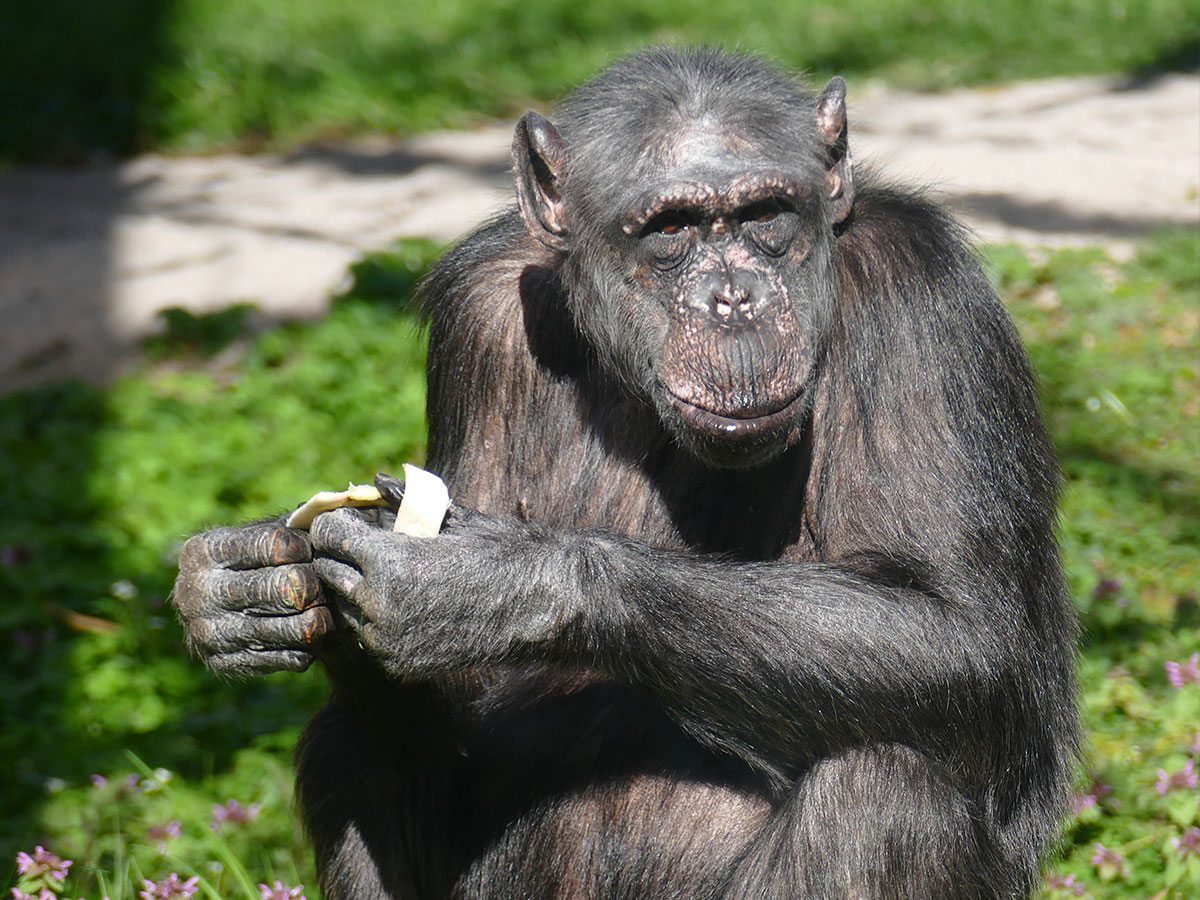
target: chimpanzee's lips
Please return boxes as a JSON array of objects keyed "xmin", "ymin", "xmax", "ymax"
[{"xmin": 667, "ymin": 390, "xmax": 805, "ymax": 439}]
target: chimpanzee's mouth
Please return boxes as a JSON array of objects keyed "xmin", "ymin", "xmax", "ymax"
[{"xmin": 667, "ymin": 390, "xmax": 806, "ymax": 439}]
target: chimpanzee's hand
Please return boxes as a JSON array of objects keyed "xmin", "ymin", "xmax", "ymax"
[
  {"xmin": 173, "ymin": 519, "xmax": 334, "ymax": 677},
  {"xmin": 308, "ymin": 506, "xmax": 564, "ymax": 680}
]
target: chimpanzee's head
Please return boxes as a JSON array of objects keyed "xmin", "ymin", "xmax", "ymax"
[{"xmin": 513, "ymin": 49, "xmax": 853, "ymax": 468}]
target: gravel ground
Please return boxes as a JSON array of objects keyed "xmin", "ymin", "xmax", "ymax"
[{"xmin": 1, "ymin": 71, "xmax": 1196, "ymax": 389}]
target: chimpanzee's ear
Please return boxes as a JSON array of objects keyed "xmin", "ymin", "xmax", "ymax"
[
  {"xmin": 513, "ymin": 111, "xmax": 570, "ymax": 252},
  {"xmin": 814, "ymin": 77, "xmax": 854, "ymax": 225}
]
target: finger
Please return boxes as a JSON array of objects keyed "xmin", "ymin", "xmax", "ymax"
[
  {"xmin": 349, "ymin": 505, "xmax": 396, "ymax": 530},
  {"xmin": 187, "ymin": 606, "xmax": 333, "ymax": 657},
  {"xmin": 312, "ymin": 557, "xmax": 364, "ymax": 599},
  {"xmin": 245, "ymin": 605, "xmax": 336, "ymax": 647},
  {"xmin": 199, "ymin": 564, "xmax": 322, "ymax": 614},
  {"xmin": 310, "ymin": 507, "xmax": 382, "ymax": 561},
  {"xmin": 182, "ymin": 521, "xmax": 312, "ymax": 571},
  {"xmin": 208, "ymin": 648, "xmax": 316, "ymax": 678}
]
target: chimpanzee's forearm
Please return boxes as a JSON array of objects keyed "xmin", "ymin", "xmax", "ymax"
[
  {"xmin": 555, "ymin": 528, "xmax": 1013, "ymax": 781},
  {"xmin": 317, "ymin": 510, "xmax": 1017, "ymax": 782}
]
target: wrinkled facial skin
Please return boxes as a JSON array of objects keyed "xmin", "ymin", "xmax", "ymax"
[
  {"xmin": 615, "ymin": 169, "xmax": 830, "ymax": 469},
  {"xmin": 516, "ymin": 79, "xmax": 852, "ymax": 470}
]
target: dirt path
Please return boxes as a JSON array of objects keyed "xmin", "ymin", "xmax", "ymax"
[{"xmin": 1, "ymin": 72, "xmax": 1196, "ymax": 389}]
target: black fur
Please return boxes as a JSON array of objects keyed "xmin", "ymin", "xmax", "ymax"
[{"xmin": 288, "ymin": 48, "xmax": 1078, "ymax": 898}]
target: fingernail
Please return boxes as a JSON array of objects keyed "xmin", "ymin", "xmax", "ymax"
[{"xmin": 374, "ymin": 472, "xmax": 405, "ymax": 507}]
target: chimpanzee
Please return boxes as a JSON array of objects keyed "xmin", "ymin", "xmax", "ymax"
[{"xmin": 173, "ymin": 47, "xmax": 1078, "ymax": 899}]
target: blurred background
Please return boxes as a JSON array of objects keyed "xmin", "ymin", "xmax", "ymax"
[{"xmin": 1, "ymin": 2, "xmax": 1197, "ymax": 898}]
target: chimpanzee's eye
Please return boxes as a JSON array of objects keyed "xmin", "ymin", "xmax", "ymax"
[
  {"xmin": 646, "ymin": 211, "xmax": 694, "ymax": 237},
  {"xmin": 741, "ymin": 200, "xmax": 786, "ymax": 225},
  {"xmin": 640, "ymin": 211, "xmax": 697, "ymax": 269},
  {"xmin": 742, "ymin": 202, "xmax": 799, "ymax": 256}
]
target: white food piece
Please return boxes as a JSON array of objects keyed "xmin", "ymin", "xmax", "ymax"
[
  {"xmin": 285, "ymin": 483, "xmax": 384, "ymax": 530},
  {"xmin": 392, "ymin": 463, "xmax": 450, "ymax": 537}
]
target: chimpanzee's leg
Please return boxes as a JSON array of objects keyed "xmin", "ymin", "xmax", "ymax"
[
  {"xmin": 295, "ymin": 693, "xmax": 460, "ymax": 900},
  {"xmin": 724, "ymin": 743, "xmax": 1015, "ymax": 900}
]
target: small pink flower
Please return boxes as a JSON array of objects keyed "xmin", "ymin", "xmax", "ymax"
[
  {"xmin": 1089, "ymin": 842, "xmax": 1127, "ymax": 879},
  {"xmin": 1190, "ymin": 731, "xmax": 1200, "ymax": 756},
  {"xmin": 138, "ymin": 873, "xmax": 198, "ymax": 899},
  {"xmin": 11, "ymin": 889, "xmax": 56, "ymax": 900},
  {"xmin": 146, "ymin": 819, "xmax": 182, "ymax": 852},
  {"xmin": 1043, "ymin": 871, "xmax": 1087, "ymax": 895},
  {"xmin": 1156, "ymin": 759, "xmax": 1198, "ymax": 795},
  {"xmin": 13, "ymin": 846, "xmax": 71, "ymax": 880},
  {"xmin": 1171, "ymin": 827, "xmax": 1200, "ymax": 858},
  {"xmin": 258, "ymin": 881, "xmax": 306, "ymax": 900},
  {"xmin": 210, "ymin": 798, "xmax": 261, "ymax": 831},
  {"xmin": 1165, "ymin": 652, "xmax": 1200, "ymax": 687},
  {"xmin": 1070, "ymin": 772, "xmax": 1114, "ymax": 815}
]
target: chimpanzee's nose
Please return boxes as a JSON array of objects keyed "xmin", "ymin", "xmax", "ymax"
[{"xmin": 710, "ymin": 281, "xmax": 755, "ymax": 324}]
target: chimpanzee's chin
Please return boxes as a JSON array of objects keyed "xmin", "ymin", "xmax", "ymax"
[{"xmin": 679, "ymin": 424, "xmax": 793, "ymax": 470}]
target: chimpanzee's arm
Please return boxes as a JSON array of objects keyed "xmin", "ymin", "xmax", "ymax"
[{"xmin": 308, "ymin": 499, "xmax": 1034, "ymax": 787}]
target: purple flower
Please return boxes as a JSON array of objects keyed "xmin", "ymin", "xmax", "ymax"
[
  {"xmin": 1156, "ymin": 759, "xmax": 1198, "ymax": 795},
  {"xmin": 146, "ymin": 819, "xmax": 182, "ymax": 852},
  {"xmin": 258, "ymin": 881, "xmax": 306, "ymax": 900},
  {"xmin": 210, "ymin": 798, "xmax": 261, "ymax": 830},
  {"xmin": 1171, "ymin": 827, "xmax": 1200, "ymax": 858},
  {"xmin": 14, "ymin": 846, "xmax": 71, "ymax": 880},
  {"xmin": 1191, "ymin": 731, "xmax": 1200, "ymax": 756},
  {"xmin": 1165, "ymin": 652, "xmax": 1200, "ymax": 687},
  {"xmin": 1091, "ymin": 578, "xmax": 1121, "ymax": 599},
  {"xmin": 1089, "ymin": 842, "xmax": 1127, "ymax": 880},
  {"xmin": 1070, "ymin": 792, "xmax": 1097, "ymax": 815},
  {"xmin": 138, "ymin": 874, "xmax": 198, "ymax": 899},
  {"xmin": 1070, "ymin": 772, "xmax": 1114, "ymax": 815},
  {"xmin": 1043, "ymin": 871, "xmax": 1088, "ymax": 896},
  {"xmin": 90, "ymin": 773, "xmax": 108, "ymax": 788}
]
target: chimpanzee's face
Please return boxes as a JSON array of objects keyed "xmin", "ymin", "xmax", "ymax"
[
  {"xmin": 513, "ymin": 77, "xmax": 851, "ymax": 469},
  {"xmin": 609, "ymin": 154, "xmax": 832, "ymax": 468}
]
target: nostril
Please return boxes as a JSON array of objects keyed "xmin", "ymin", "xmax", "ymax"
[{"xmin": 711, "ymin": 287, "xmax": 754, "ymax": 324}]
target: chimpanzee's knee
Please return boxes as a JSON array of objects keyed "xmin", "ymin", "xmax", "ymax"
[{"xmin": 728, "ymin": 744, "xmax": 1015, "ymax": 900}]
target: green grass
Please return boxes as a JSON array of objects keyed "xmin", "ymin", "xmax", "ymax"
[
  {"xmin": 990, "ymin": 232, "xmax": 1200, "ymax": 897},
  {"xmin": 2, "ymin": 0, "xmax": 1197, "ymax": 161},
  {"xmin": 1, "ymin": 230, "xmax": 1198, "ymax": 897}
]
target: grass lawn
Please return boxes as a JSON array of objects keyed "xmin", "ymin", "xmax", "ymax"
[
  {"xmin": 1, "ymin": 228, "xmax": 1197, "ymax": 898},
  {"xmin": 2, "ymin": 0, "xmax": 1198, "ymax": 160}
]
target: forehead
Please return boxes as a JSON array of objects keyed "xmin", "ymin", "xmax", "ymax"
[
  {"xmin": 636, "ymin": 116, "xmax": 813, "ymax": 178},
  {"xmin": 609, "ymin": 121, "xmax": 818, "ymax": 220},
  {"xmin": 580, "ymin": 113, "xmax": 824, "ymax": 217}
]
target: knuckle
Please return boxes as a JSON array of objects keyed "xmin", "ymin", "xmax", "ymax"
[
  {"xmin": 272, "ymin": 526, "xmax": 312, "ymax": 563},
  {"xmin": 281, "ymin": 564, "xmax": 321, "ymax": 609},
  {"xmin": 302, "ymin": 606, "xmax": 334, "ymax": 644},
  {"xmin": 256, "ymin": 524, "xmax": 311, "ymax": 565},
  {"xmin": 186, "ymin": 615, "xmax": 222, "ymax": 650},
  {"xmin": 172, "ymin": 569, "xmax": 212, "ymax": 618},
  {"xmin": 312, "ymin": 508, "xmax": 364, "ymax": 550},
  {"xmin": 255, "ymin": 565, "xmax": 319, "ymax": 610},
  {"xmin": 178, "ymin": 532, "xmax": 213, "ymax": 568}
]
